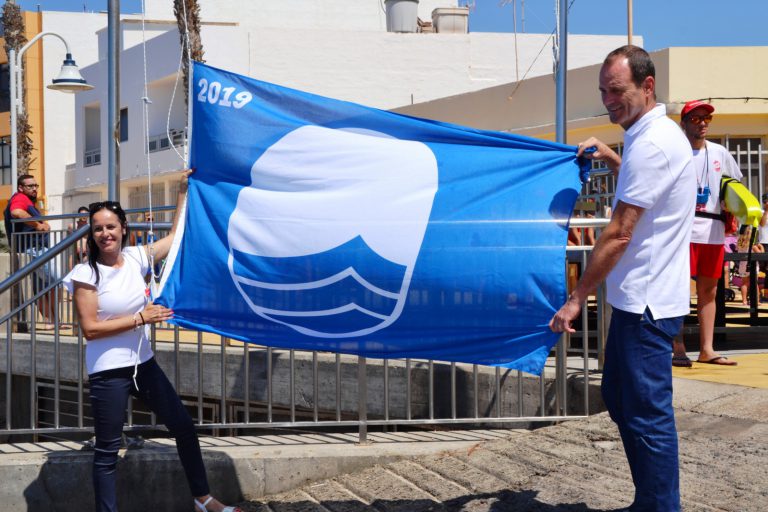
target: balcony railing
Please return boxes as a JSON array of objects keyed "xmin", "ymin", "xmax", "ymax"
[
  {"xmin": 84, "ymin": 148, "xmax": 101, "ymax": 168},
  {"xmin": 147, "ymin": 129, "xmax": 186, "ymax": 154}
]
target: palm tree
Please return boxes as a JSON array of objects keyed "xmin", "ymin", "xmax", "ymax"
[
  {"xmin": 2, "ymin": 0, "xmax": 34, "ymax": 176},
  {"xmin": 173, "ymin": 0, "xmax": 205, "ymax": 105}
]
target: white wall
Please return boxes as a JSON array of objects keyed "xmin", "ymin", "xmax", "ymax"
[
  {"xmin": 40, "ymin": 12, "xmax": 105, "ymax": 222},
  {"xmin": 97, "ymin": 19, "xmax": 178, "ymax": 61},
  {"xmin": 147, "ymin": 75, "xmax": 186, "ymax": 137},
  {"xmin": 242, "ymin": 30, "xmax": 631, "ymax": 110},
  {"xmin": 144, "ymin": 0, "xmax": 458, "ymax": 32},
  {"xmin": 64, "ymin": 1, "xmax": 633, "ymax": 202}
]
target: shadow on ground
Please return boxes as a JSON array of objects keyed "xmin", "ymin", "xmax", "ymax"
[{"xmin": 241, "ymin": 489, "xmax": 625, "ymax": 511}]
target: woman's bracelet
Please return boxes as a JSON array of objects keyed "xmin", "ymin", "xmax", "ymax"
[
  {"xmin": 132, "ymin": 314, "xmax": 139, "ymax": 331},
  {"xmin": 139, "ymin": 312, "xmax": 146, "ymax": 326}
]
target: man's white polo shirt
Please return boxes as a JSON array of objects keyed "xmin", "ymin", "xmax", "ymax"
[{"xmin": 607, "ymin": 104, "xmax": 696, "ymax": 319}]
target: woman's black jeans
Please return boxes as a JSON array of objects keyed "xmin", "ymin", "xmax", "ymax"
[{"xmin": 88, "ymin": 358, "xmax": 209, "ymax": 511}]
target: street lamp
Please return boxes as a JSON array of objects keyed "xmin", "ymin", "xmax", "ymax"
[{"xmin": 9, "ymin": 31, "xmax": 93, "ymax": 178}]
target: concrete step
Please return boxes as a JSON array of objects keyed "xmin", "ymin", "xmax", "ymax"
[{"xmin": 239, "ymin": 386, "xmax": 768, "ymax": 512}]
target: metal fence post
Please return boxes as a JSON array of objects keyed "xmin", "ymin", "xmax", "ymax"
[
  {"xmin": 555, "ymin": 333, "xmax": 567, "ymax": 416},
  {"xmin": 358, "ymin": 355, "xmax": 367, "ymax": 443}
]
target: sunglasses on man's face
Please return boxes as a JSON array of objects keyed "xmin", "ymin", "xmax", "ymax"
[
  {"xmin": 686, "ymin": 114, "xmax": 713, "ymax": 124},
  {"xmin": 21, "ymin": 183, "xmax": 39, "ymax": 189},
  {"xmin": 88, "ymin": 201, "xmax": 123, "ymax": 214}
]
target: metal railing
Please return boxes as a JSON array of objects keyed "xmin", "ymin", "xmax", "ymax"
[{"xmin": 0, "ymin": 210, "xmax": 603, "ymax": 443}]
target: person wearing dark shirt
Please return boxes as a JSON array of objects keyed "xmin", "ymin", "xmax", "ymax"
[{"xmin": 4, "ymin": 174, "xmax": 57, "ymax": 328}]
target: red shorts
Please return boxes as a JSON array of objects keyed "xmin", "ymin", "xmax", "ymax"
[{"xmin": 690, "ymin": 243, "xmax": 724, "ymax": 279}]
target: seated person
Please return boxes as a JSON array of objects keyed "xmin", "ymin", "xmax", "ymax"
[{"xmin": 67, "ymin": 206, "xmax": 90, "ymax": 263}]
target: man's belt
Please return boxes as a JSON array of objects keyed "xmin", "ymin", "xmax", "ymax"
[{"xmin": 694, "ymin": 211, "xmax": 725, "ymax": 221}]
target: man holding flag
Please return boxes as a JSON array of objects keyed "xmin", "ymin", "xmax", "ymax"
[{"xmin": 550, "ymin": 46, "xmax": 695, "ymax": 511}]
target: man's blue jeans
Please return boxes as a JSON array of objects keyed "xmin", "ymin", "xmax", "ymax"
[{"xmin": 602, "ymin": 307, "xmax": 683, "ymax": 512}]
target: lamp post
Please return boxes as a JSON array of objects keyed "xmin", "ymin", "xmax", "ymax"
[{"xmin": 9, "ymin": 31, "xmax": 93, "ymax": 180}]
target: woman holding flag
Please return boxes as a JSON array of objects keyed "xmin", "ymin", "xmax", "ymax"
[{"xmin": 63, "ymin": 170, "xmax": 240, "ymax": 512}]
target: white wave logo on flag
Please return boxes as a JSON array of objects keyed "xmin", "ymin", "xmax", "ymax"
[{"xmin": 227, "ymin": 125, "xmax": 438, "ymax": 337}]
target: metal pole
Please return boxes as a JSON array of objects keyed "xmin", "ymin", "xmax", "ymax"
[
  {"xmin": 758, "ymin": 143, "xmax": 764, "ymax": 198},
  {"xmin": 627, "ymin": 0, "xmax": 633, "ymax": 46},
  {"xmin": 10, "ymin": 48, "xmax": 17, "ymax": 179},
  {"xmin": 107, "ymin": 0, "xmax": 121, "ymax": 201},
  {"xmin": 358, "ymin": 356, "xmax": 368, "ymax": 443},
  {"xmin": 555, "ymin": 0, "xmax": 568, "ymax": 144}
]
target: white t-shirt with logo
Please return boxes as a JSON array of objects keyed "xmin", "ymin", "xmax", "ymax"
[
  {"xmin": 690, "ymin": 141, "xmax": 742, "ymax": 245},
  {"xmin": 759, "ymin": 212, "xmax": 768, "ymax": 245},
  {"xmin": 607, "ymin": 104, "xmax": 696, "ymax": 319},
  {"xmin": 62, "ymin": 246, "xmax": 153, "ymax": 375}
]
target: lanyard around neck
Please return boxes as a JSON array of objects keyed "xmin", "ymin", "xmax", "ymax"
[{"xmin": 696, "ymin": 144, "xmax": 710, "ymax": 188}]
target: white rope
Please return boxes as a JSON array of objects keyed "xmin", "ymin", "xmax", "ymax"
[
  {"xmin": 140, "ymin": 0, "xmax": 157, "ymax": 285},
  {"xmin": 152, "ymin": 0, "xmax": 192, "ymax": 286},
  {"xmin": 506, "ymin": 0, "xmax": 576, "ymax": 100}
]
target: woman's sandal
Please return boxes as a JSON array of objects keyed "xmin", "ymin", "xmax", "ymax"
[{"xmin": 194, "ymin": 496, "xmax": 242, "ymax": 512}]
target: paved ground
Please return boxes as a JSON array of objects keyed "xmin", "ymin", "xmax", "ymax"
[
  {"xmin": 671, "ymin": 352, "xmax": 768, "ymax": 388},
  {"xmin": 233, "ymin": 356, "xmax": 768, "ymax": 512},
  {"xmin": 2, "ymin": 350, "xmax": 766, "ymax": 511}
]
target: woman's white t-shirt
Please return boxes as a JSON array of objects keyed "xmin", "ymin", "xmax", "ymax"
[{"xmin": 63, "ymin": 246, "xmax": 154, "ymax": 375}]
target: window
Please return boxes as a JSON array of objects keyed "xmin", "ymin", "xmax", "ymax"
[
  {"xmin": 0, "ymin": 138, "xmax": 11, "ymax": 185},
  {"xmin": 726, "ymin": 137, "xmax": 765, "ymax": 194},
  {"xmin": 119, "ymin": 108, "xmax": 129, "ymax": 142},
  {"xmin": 0, "ymin": 64, "xmax": 9, "ymax": 113},
  {"xmin": 84, "ymin": 104, "xmax": 101, "ymax": 167},
  {"xmin": 726, "ymin": 137, "xmax": 762, "ymax": 166}
]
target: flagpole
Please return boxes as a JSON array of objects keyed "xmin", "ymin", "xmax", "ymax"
[
  {"xmin": 555, "ymin": 0, "xmax": 567, "ymax": 144},
  {"xmin": 627, "ymin": 0, "xmax": 633, "ymax": 45},
  {"xmin": 107, "ymin": 0, "xmax": 120, "ymax": 201},
  {"xmin": 553, "ymin": 0, "xmax": 569, "ymax": 416}
]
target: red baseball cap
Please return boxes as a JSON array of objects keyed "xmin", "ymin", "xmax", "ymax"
[{"xmin": 681, "ymin": 100, "xmax": 714, "ymax": 119}]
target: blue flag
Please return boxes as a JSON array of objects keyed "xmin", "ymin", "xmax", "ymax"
[{"xmin": 157, "ymin": 61, "xmax": 587, "ymax": 375}]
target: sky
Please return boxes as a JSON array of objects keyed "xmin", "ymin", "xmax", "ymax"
[
  {"xmin": 12, "ymin": 0, "xmax": 768, "ymax": 52},
  {"xmin": 466, "ymin": 0, "xmax": 768, "ymax": 51},
  {"xmin": 15, "ymin": 0, "xmax": 143, "ymax": 14}
]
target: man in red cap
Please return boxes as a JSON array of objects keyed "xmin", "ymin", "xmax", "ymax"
[{"xmin": 672, "ymin": 100, "xmax": 741, "ymax": 366}]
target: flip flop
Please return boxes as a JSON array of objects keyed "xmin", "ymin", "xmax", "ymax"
[
  {"xmin": 696, "ymin": 356, "xmax": 738, "ymax": 366},
  {"xmin": 672, "ymin": 355, "xmax": 693, "ymax": 368}
]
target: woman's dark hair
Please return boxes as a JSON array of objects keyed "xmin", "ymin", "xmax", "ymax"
[{"xmin": 86, "ymin": 201, "xmax": 130, "ymax": 285}]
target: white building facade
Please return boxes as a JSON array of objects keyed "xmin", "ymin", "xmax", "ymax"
[{"xmin": 56, "ymin": 0, "xmax": 633, "ymax": 213}]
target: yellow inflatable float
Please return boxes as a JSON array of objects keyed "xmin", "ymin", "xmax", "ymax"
[{"xmin": 720, "ymin": 177, "xmax": 763, "ymax": 228}]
